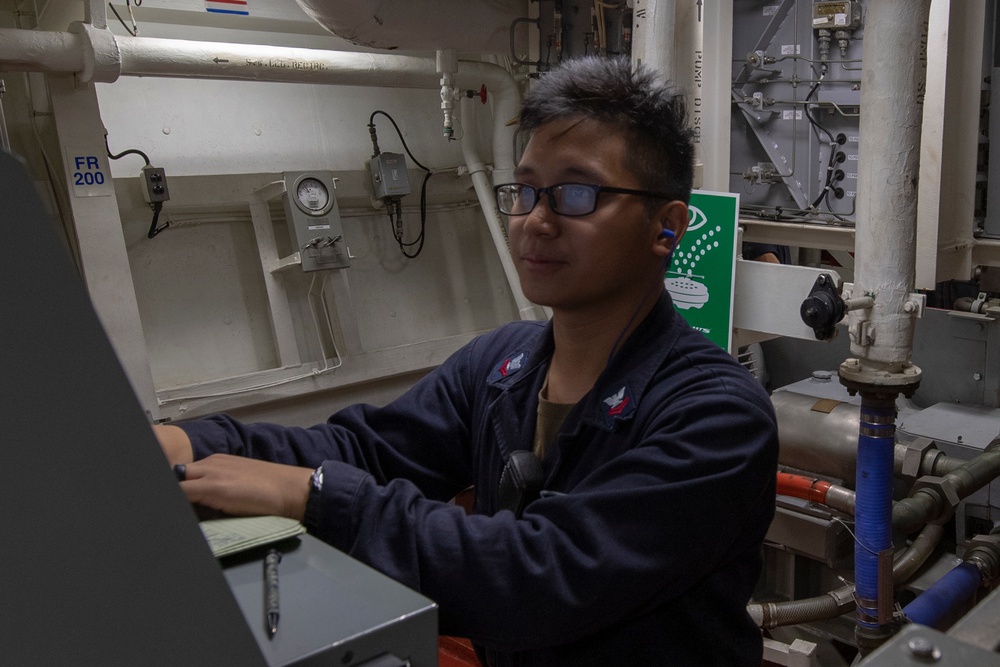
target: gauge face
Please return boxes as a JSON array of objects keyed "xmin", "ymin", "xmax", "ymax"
[{"xmin": 295, "ymin": 177, "xmax": 330, "ymax": 215}]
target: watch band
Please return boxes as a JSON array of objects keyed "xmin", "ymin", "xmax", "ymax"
[{"xmin": 304, "ymin": 465, "xmax": 324, "ymax": 532}]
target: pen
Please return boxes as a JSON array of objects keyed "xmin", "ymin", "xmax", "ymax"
[{"xmin": 264, "ymin": 548, "xmax": 281, "ymax": 638}]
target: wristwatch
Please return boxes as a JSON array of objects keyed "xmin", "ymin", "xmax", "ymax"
[
  {"xmin": 304, "ymin": 465, "xmax": 324, "ymax": 531},
  {"xmin": 310, "ymin": 465, "xmax": 324, "ymax": 493}
]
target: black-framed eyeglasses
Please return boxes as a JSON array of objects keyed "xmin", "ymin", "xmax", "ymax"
[{"xmin": 494, "ymin": 182, "xmax": 675, "ymax": 217}]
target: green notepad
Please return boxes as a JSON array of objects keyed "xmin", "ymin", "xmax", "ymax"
[{"xmin": 199, "ymin": 516, "xmax": 306, "ymax": 558}]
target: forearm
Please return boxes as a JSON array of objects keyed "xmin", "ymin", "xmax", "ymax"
[
  {"xmin": 153, "ymin": 423, "xmax": 193, "ymax": 465},
  {"xmin": 176, "ymin": 414, "xmax": 342, "ymax": 467}
]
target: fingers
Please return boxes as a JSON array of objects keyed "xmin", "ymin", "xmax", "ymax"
[{"xmin": 177, "ymin": 455, "xmax": 312, "ymax": 521}]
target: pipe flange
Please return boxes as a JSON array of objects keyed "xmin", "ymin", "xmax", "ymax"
[
  {"xmin": 68, "ymin": 21, "xmax": 121, "ymax": 84},
  {"xmin": 839, "ymin": 359, "xmax": 922, "ymax": 398}
]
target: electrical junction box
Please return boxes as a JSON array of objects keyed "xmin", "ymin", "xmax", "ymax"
[
  {"xmin": 368, "ymin": 152, "xmax": 411, "ymax": 202},
  {"xmin": 812, "ymin": 1, "xmax": 862, "ymax": 30},
  {"xmin": 141, "ymin": 165, "xmax": 169, "ymax": 204},
  {"xmin": 282, "ymin": 171, "xmax": 350, "ymax": 272}
]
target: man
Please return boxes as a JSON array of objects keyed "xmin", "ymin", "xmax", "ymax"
[{"xmin": 157, "ymin": 56, "xmax": 778, "ymax": 665}]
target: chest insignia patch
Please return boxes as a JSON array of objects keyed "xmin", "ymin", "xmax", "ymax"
[
  {"xmin": 489, "ymin": 351, "xmax": 529, "ymax": 384},
  {"xmin": 499, "ymin": 353, "xmax": 525, "ymax": 377},
  {"xmin": 602, "ymin": 385, "xmax": 634, "ymax": 418}
]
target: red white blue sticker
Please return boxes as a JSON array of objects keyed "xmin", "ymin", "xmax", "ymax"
[{"xmin": 206, "ymin": 0, "xmax": 248, "ymax": 15}]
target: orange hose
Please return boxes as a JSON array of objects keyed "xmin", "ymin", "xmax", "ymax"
[{"xmin": 776, "ymin": 472, "xmax": 832, "ymax": 504}]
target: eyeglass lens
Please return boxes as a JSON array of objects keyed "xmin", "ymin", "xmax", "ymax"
[{"xmin": 497, "ymin": 184, "xmax": 598, "ymax": 216}]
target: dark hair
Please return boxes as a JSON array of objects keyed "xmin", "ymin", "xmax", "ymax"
[{"xmin": 519, "ymin": 56, "xmax": 695, "ymax": 207}]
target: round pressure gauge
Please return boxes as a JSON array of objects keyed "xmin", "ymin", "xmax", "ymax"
[{"xmin": 293, "ymin": 175, "xmax": 333, "ymax": 216}]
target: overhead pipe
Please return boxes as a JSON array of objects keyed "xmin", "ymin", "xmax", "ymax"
[{"xmin": 0, "ymin": 24, "xmax": 538, "ymax": 319}]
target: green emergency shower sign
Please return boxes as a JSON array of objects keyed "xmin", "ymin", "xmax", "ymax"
[{"xmin": 665, "ymin": 190, "xmax": 739, "ymax": 351}]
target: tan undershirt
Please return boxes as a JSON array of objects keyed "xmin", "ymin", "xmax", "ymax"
[{"xmin": 533, "ymin": 373, "xmax": 578, "ymax": 460}]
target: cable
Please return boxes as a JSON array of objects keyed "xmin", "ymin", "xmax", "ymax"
[
  {"xmin": 368, "ymin": 110, "xmax": 431, "ymax": 171},
  {"xmin": 147, "ymin": 201, "xmax": 167, "ymax": 238},
  {"xmin": 108, "ymin": 1, "xmax": 138, "ymax": 37},
  {"xmin": 105, "ymin": 133, "xmax": 150, "ymax": 166},
  {"xmin": 801, "ymin": 66, "xmax": 845, "ymax": 212},
  {"xmin": 105, "ymin": 134, "xmax": 168, "ymax": 238}
]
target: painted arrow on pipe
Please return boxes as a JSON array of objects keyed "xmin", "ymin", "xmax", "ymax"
[{"xmin": 213, "ymin": 57, "xmax": 229, "ymax": 64}]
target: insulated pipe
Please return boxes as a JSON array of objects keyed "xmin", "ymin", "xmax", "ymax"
[
  {"xmin": 461, "ymin": 97, "xmax": 545, "ymax": 321},
  {"xmin": 903, "ymin": 562, "xmax": 983, "ymax": 629},
  {"xmin": 848, "ymin": 0, "xmax": 932, "ymax": 368},
  {"xmin": 776, "ymin": 472, "xmax": 832, "ymax": 504},
  {"xmin": 0, "ymin": 29, "xmax": 85, "ymax": 73},
  {"xmin": 772, "ymin": 390, "xmax": 866, "ymax": 482},
  {"xmin": 631, "ymin": 0, "xmax": 677, "ymax": 81}
]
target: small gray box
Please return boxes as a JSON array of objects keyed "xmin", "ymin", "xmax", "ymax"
[{"xmin": 368, "ymin": 152, "xmax": 411, "ymax": 201}]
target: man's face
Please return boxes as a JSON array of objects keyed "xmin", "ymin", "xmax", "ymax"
[{"xmin": 509, "ymin": 117, "xmax": 674, "ymax": 316}]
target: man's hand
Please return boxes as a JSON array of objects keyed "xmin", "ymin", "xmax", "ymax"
[{"xmin": 179, "ymin": 454, "xmax": 313, "ymax": 521}]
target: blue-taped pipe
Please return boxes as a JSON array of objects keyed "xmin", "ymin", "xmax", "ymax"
[
  {"xmin": 854, "ymin": 400, "xmax": 896, "ymax": 629},
  {"xmin": 903, "ymin": 562, "xmax": 983, "ymax": 629}
]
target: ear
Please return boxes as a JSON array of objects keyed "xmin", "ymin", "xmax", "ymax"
[{"xmin": 652, "ymin": 200, "xmax": 689, "ymax": 259}]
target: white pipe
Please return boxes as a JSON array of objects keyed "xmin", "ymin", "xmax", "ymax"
[
  {"xmin": 461, "ymin": 97, "xmax": 544, "ymax": 321},
  {"xmin": 631, "ymin": 0, "xmax": 677, "ymax": 82},
  {"xmin": 0, "ymin": 29, "xmax": 85, "ymax": 73},
  {"xmin": 849, "ymin": 0, "xmax": 932, "ymax": 371},
  {"xmin": 112, "ymin": 36, "xmax": 521, "ymax": 180},
  {"xmin": 673, "ymin": 0, "xmax": 704, "ymax": 188}
]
